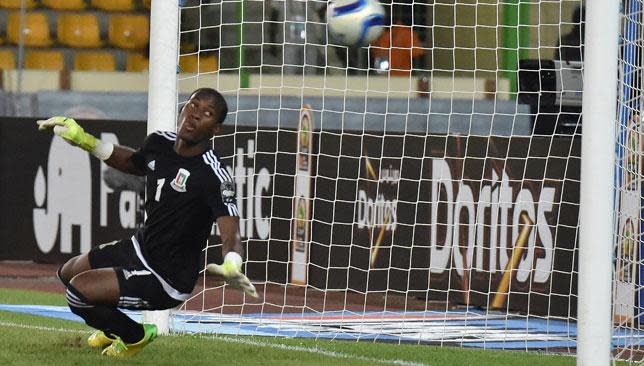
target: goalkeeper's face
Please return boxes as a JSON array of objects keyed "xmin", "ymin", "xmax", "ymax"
[{"xmin": 177, "ymin": 94, "xmax": 221, "ymax": 143}]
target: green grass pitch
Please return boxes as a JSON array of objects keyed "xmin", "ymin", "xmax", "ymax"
[{"xmin": 0, "ymin": 288, "xmax": 595, "ymax": 366}]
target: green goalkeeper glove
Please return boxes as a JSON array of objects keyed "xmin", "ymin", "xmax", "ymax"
[
  {"xmin": 206, "ymin": 253, "xmax": 258, "ymax": 298},
  {"xmin": 37, "ymin": 116, "xmax": 113, "ymax": 160}
]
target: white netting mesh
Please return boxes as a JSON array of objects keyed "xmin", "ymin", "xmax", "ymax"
[
  {"xmin": 166, "ymin": 0, "xmax": 640, "ymax": 362},
  {"xmin": 613, "ymin": 0, "xmax": 643, "ymax": 362}
]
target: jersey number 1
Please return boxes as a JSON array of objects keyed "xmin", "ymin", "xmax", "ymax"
[{"xmin": 155, "ymin": 178, "xmax": 165, "ymax": 201}]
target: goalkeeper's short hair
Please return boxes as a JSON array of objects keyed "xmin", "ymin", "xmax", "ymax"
[{"xmin": 189, "ymin": 88, "xmax": 228, "ymax": 125}]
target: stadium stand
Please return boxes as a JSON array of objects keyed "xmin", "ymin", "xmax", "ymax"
[
  {"xmin": 1, "ymin": 1, "xmax": 154, "ymax": 72},
  {"xmin": 74, "ymin": 51, "xmax": 116, "ymax": 71},
  {"xmin": 91, "ymin": 0, "xmax": 136, "ymax": 12},
  {"xmin": 108, "ymin": 15, "xmax": 149, "ymax": 49},
  {"xmin": 41, "ymin": 0, "xmax": 87, "ymax": 11},
  {"xmin": 7, "ymin": 12, "xmax": 53, "ymax": 47},
  {"xmin": 178, "ymin": 53, "xmax": 218, "ymax": 73},
  {"xmin": 25, "ymin": 50, "xmax": 66, "ymax": 70},
  {"xmin": 0, "ymin": 49, "xmax": 15, "ymax": 69},
  {"xmin": 58, "ymin": 14, "xmax": 103, "ymax": 48},
  {"xmin": 125, "ymin": 52, "xmax": 149, "ymax": 72},
  {"xmin": 0, "ymin": 0, "xmax": 35, "ymax": 9}
]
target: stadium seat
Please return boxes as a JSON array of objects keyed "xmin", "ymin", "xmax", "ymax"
[
  {"xmin": 178, "ymin": 54, "xmax": 218, "ymax": 73},
  {"xmin": 7, "ymin": 12, "xmax": 53, "ymax": 47},
  {"xmin": 58, "ymin": 14, "xmax": 102, "ymax": 48},
  {"xmin": 108, "ymin": 15, "xmax": 149, "ymax": 50},
  {"xmin": 91, "ymin": 0, "xmax": 135, "ymax": 12},
  {"xmin": 126, "ymin": 53, "xmax": 148, "ymax": 72},
  {"xmin": 41, "ymin": 0, "xmax": 87, "ymax": 10},
  {"xmin": 0, "ymin": 0, "xmax": 36, "ymax": 9},
  {"xmin": 25, "ymin": 50, "xmax": 65, "ymax": 70},
  {"xmin": 74, "ymin": 51, "xmax": 116, "ymax": 71},
  {"xmin": 0, "ymin": 49, "xmax": 16, "ymax": 69}
]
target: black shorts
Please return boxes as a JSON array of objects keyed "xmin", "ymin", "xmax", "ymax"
[{"xmin": 88, "ymin": 238, "xmax": 184, "ymax": 311}]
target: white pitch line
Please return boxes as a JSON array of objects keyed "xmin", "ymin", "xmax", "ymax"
[
  {"xmin": 0, "ymin": 321, "xmax": 89, "ymax": 334},
  {"xmin": 200, "ymin": 334, "xmax": 430, "ymax": 366},
  {"xmin": 0, "ymin": 321, "xmax": 429, "ymax": 366}
]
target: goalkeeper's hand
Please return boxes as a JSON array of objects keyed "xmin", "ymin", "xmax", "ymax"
[
  {"xmin": 37, "ymin": 116, "xmax": 113, "ymax": 160},
  {"xmin": 37, "ymin": 116, "xmax": 97, "ymax": 151},
  {"xmin": 206, "ymin": 260, "xmax": 258, "ymax": 298}
]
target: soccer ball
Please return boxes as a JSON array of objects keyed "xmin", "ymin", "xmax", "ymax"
[{"xmin": 327, "ymin": 0, "xmax": 386, "ymax": 47}]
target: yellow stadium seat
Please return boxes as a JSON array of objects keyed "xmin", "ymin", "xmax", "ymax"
[
  {"xmin": 7, "ymin": 12, "xmax": 53, "ymax": 47},
  {"xmin": 126, "ymin": 53, "xmax": 148, "ymax": 72},
  {"xmin": 25, "ymin": 50, "xmax": 65, "ymax": 70},
  {"xmin": 41, "ymin": 0, "xmax": 86, "ymax": 10},
  {"xmin": 179, "ymin": 54, "xmax": 218, "ymax": 73},
  {"xmin": 91, "ymin": 0, "xmax": 135, "ymax": 12},
  {"xmin": 108, "ymin": 15, "xmax": 149, "ymax": 50},
  {"xmin": 0, "ymin": 49, "xmax": 16, "ymax": 69},
  {"xmin": 58, "ymin": 14, "xmax": 102, "ymax": 48},
  {"xmin": 0, "ymin": 0, "xmax": 36, "ymax": 9},
  {"xmin": 74, "ymin": 51, "xmax": 116, "ymax": 71},
  {"xmin": 108, "ymin": 15, "xmax": 150, "ymax": 49}
]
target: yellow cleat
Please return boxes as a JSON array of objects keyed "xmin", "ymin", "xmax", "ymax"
[
  {"xmin": 87, "ymin": 330, "xmax": 116, "ymax": 348},
  {"xmin": 101, "ymin": 324, "xmax": 157, "ymax": 357}
]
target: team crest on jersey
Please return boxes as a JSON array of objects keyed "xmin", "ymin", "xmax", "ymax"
[
  {"xmin": 221, "ymin": 180, "xmax": 236, "ymax": 203},
  {"xmin": 171, "ymin": 168, "xmax": 190, "ymax": 192}
]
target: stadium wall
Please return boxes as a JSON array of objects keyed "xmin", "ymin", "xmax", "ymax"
[
  {"xmin": 0, "ymin": 91, "xmax": 531, "ymax": 135},
  {"xmin": 0, "ymin": 72, "xmax": 511, "ymax": 99},
  {"xmin": 1, "ymin": 115, "xmax": 577, "ymax": 317}
]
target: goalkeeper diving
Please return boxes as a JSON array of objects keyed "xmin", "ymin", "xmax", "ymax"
[{"xmin": 39, "ymin": 88, "xmax": 257, "ymax": 358}]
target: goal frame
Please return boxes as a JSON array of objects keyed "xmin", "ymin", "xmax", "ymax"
[
  {"xmin": 143, "ymin": 0, "xmax": 180, "ymax": 335},
  {"xmin": 577, "ymin": 0, "xmax": 619, "ymax": 365},
  {"xmin": 145, "ymin": 1, "xmax": 623, "ymax": 362}
]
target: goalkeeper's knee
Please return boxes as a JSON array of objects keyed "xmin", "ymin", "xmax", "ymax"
[{"xmin": 57, "ymin": 265, "xmax": 70, "ymax": 287}]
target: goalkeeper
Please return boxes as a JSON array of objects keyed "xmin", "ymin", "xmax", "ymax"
[{"xmin": 38, "ymin": 88, "xmax": 257, "ymax": 357}]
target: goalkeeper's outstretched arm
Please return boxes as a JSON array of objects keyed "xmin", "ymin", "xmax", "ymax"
[
  {"xmin": 207, "ymin": 216, "xmax": 258, "ymax": 298},
  {"xmin": 37, "ymin": 116, "xmax": 145, "ymax": 175},
  {"xmin": 104, "ymin": 145, "xmax": 145, "ymax": 176},
  {"xmin": 217, "ymin": 216, "xmax": 244, "ymax": 257}
]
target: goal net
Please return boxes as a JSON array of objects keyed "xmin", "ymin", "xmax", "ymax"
[
  {"xmin": 614, "ymin": 0, "xmax": 643, "ymax": 362},
  {"xmin": 166, "ymin": 0, "xmax": 643, "ymax": 361}
]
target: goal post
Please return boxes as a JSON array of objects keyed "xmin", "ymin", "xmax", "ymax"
[
  {"xmin": 577, "ymin": 0, "xmax": 619, "ymax": 364},
  {"xmin": 143, "ymin": 0, "xmax": 180, "ymax": 335},
  {"xmin": 147, "ymin": 0, "xmax": 179, "ymax": 133}
]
